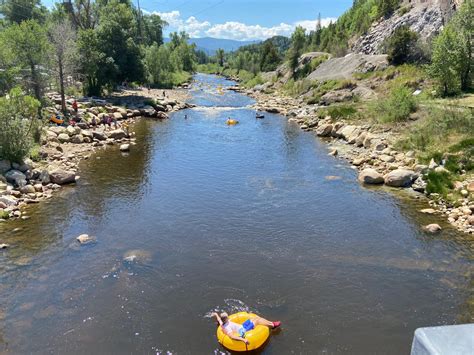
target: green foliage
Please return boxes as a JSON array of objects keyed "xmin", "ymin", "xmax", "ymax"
[
  {"xmin": 144, "ymin": 33, "xmax": 196, "ymax": 88},
  {"xmin": 288, "ymin": 26, "xmax": 306, "ymax": 76},
  {"xmin": 216, "ymin": 48, "xmax": 225, "ymax": 67},
  {"xmin": 324, "ymin": 104, "xmax": 358, "ymax": 120},
  {"xmin": 429, "ymin": 1, "xmax": 473, "ymax": 96},
  {"xmin": 0, "ymin": 210, "xmax": 9, "ymax": 219},
  {"xmin": 378, "ymin": 0, "xmax": 400, "ymax": 19},
  {"xmin": 260, "ymin": 41, "xmax": 280, "ymax": 72},
  {"xmin": 295, "ymin": 54, "xmax": 329, "ymax": 79},
  {"xmin": 385, "ymin": 25, "xmax": 419, "ymax": 65},
  {"xmin": 77, "ymin": 29, "xmax": 105, "ymax": 96},
  {"xmin": 0, "ymin": 20, "xmax": 50, "ymax": 101},
  {"xmin": 305, "ymin": 79, "xmax": 355, "ymax": 103},
  {"xmin": 0, "ymin": 88, "xmax": 40, "ymax": 162},
  {"xmin": 370, "ymin": 85, "xmax": 417, "ymax": 122},
  {"xmin": 29, "ymin": 144, "xmax": 41, "ymax": 162},
  {"xmin": 141, "ymin": 14, "xmax": 166, "ymax": 46},
  {"xmin": 396, "ymin": 105, "xmax": 473, "ymax": 171},
  {"xmin": 0, "ymin": 0, "xmax": 47, "ymax": 24},
  {"xmin": 425, "ymin": 171, "xmax": 454, "ymax": 197}
]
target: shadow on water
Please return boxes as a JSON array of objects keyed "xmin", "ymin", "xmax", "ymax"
[{"xmin": 0, "ymin": 74, "xmax": 472, "ymax": 354}]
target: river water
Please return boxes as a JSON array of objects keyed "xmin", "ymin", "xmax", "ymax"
[{"xmin": 0, "ymin": 74, "xmax": 472, "ymax": 354}]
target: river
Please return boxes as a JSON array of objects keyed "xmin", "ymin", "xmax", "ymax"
[{"xmin": 0, "ymin": 74, "xmax": 472, "ymax": 354}]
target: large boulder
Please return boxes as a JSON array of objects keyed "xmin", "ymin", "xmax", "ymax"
[
  {"xmin": 13, "ymin": 158, "xmax": 33, "ymax": 173},
  {"xmin": 4, "ymin": 169, "xmax": 26, "ymax": 187},
  {"xmin": 320, "ymin": 89, "xmax": 353, "ymax": 105},
  {"xmin": 49, "ymin": 126, "xmax": 66, "ymax": 135},
  {"xmin": 49, "ymin": 169, "xmax": 76, "ymax": 185},
  {"xmin": 384, "ymin": 169, "xmax": 417, "ymax": 187},
  {"xmin": 0, "ymin": 195, "xmax": 17, "ymax": 207},
  {"xmin": 338, "ymin": 125, "xmax": 360, "ymax": 143},
  {"xmin": 92, "ymin": 131, "xmax": 107, "ymax": 141},
  {"xmin": 358, "ymin": 168, "xmax": 384, "ymax": 184},
  {"xmin": 108, "ymin": 129, "xmax": 127, "ymax": 140},
  {"xmin": 57, "ymin": 133, "xmax": 70, "ymax": 143},
  {"xmin": 315, "ymin": 124, "xmax": 333, "ymax": 137},
  {"xmin": 70, "ymin": 134, "xmax": 84, "ymax": 144},
  {"xmin": 0, "ymin": 160, "xmax": 11, "ymax": 174}
]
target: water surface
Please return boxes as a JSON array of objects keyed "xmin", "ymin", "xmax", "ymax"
[{"xmin": 0, "ymin": 74, "xmax": 472, "ymax": 354}]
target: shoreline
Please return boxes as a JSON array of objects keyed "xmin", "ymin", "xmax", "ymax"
[
  {"xmin": 0, "ymin": 88, "xmax": 192, "ymax": 230},
  {"xmin": 237, "ymin": 82, "xmax": 473, "ymax": 236}
]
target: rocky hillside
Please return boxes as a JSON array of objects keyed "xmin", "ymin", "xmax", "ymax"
[{"xmin": 351, "ymin": 0, "xmax": 463, "ymax": 54}]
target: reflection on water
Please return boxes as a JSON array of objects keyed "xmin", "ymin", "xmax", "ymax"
[{"xmin": 0, "ymin": 74, "xmax": 472, "ymax": 354}]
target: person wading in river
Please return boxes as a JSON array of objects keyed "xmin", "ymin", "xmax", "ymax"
[{"xmin": 211, "ymin": 312, "xmax": 281, "ymax": 345}]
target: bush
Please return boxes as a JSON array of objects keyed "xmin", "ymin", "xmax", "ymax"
[
  {"xmin": 370, "ymin": 85, "xmax": 417, "ymax": 123},
  {"xmin": 385, "ymin": 25, "xmax": 420, "ymax": 65},
  {"xmin": 425, "ymin": 171, "xmax": 454, "ymax": 197},
  {"xmin": 0, "ymin": 88, "xmax": 40, "ymax": 162},
  {"xmin": 322, "ymin": 104, "xmax": 358, "ymax": 120}
]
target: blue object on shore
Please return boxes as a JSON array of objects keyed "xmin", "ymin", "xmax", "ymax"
[{"xmin": 410, "ymin": 324, "xmax": 474, "ymax": 355}]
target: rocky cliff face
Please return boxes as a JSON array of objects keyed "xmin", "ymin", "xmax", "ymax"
[{"xmin": 351, "ymin": 0, "xmax": 462, "ymax": 55}]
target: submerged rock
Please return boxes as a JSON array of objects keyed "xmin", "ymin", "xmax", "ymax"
[
  {"xmin": 423, "ymin": 224, "xmax": 442, "ymax": 233},
  {"xmin": 76, "ymin": 234, "xmax": 95, "ymax": 245},
  {"xmin": 119, "ymin": 144, "xmax": 130, "ymax": 152},
  {"xmin": 123, "ymin": 249, "xmax": 152, "ymax": 263}
]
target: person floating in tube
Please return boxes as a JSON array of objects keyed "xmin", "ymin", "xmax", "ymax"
[{"xmin": 211, "ymin": 312, "xmax": 281, "ymax": 345}]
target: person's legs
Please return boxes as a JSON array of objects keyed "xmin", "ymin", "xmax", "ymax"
[{"xmin": 250, "ymin": 316, "xmax": 274, "ymax": 327}]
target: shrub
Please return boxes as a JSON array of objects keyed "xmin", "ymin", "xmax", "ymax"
[
  {"xmin": 425, "ymin": 171, "xmax": 454, "ymax": 197},
  {"xmin": 0, "ymin": 88, "xmax": 40, "ymax": 162},
  {"xmin": 384, "ymin": 25, "xmax": 420, "ymax": 65},
  {"xmin": 324, "ymin": 104, "xmax": 358, "ymax": 119},
  {"xmin": 370, "ymin": 85, "xmax": 417, "ymax": 123}
]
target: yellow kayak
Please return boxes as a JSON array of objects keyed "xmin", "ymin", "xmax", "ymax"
[
  {"xmin": 216, "ymin": 312, "xmax": 270, "ymax": 352},
  {"xmin": 226, "ymin": 119, "xmax": 239, "ymax": 125}
]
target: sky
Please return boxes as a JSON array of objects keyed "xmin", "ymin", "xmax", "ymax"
[
  {"xmin": 144, "ymin": 0, "xmax": 353, "ymax": 40},
  {"xmin": 43, "ymin": 0, "xmax": 353, "ymax": 41}
]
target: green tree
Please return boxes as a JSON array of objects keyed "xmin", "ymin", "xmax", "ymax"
[
  {"xmin": 145, "ymin": 44, "xmax": 174, "ymax": 86},
  {"xmin": 96, "ymin": 0, "xmax": 144, "ymax": 86},
  {"xmin": 385, "ymin": 25, "xmax": 418, "ymax": 65},
  {"xmin": 0, "ymin": 0, "xmax": 47, "ymax": 24},
  {"xmin": 288, "ymin": 26, "xmax": 306, "ymax": 76},
  {"xmin": 142, "ymin": 14, "xmax": 167, "ymax": 46},
  {"xmin": 452, "ymin": 0, "xmax": 473, "ymax": 91},
  {"xmin": 77, "ymin": 29, "xmax": 106, "ymax": 96},
  {"xmin": 216, "ymin": 48, "xmax": 225, "ymax": 67},
  {"xmin": 429, "ymin": 25, "xmax": 464, "ymax": 96},
  {"xmin": 0, "ymin": 88, "xmax": 40, "ymax": 162},
  {"xmin": 378, "ymin": 0, "xmax": 398, "ymax": 19},
  {"xmin": 0, "ymin": 20, "xmax": 50, "ymax": 103},
  {"xmin": 260, "ymin": 40, "xmax": 280, "ymax": 72}
]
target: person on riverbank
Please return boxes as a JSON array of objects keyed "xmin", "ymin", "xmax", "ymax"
[{"xmin": 211, "ymin": 312, "xmax": 281, "ymax": 345}]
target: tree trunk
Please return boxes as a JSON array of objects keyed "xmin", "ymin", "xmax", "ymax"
[
  {"xmin": 59, "ymin": 58, "xmax": 66, "ymax": 113},
  {"xmin": 30, "ymin": 62, "xmax": 41, "ymax": 102}
]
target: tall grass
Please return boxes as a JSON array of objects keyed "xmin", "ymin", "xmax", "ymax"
[{"xmin": 369, "ymin": 85, "xmax": 417, "ymax": 123}]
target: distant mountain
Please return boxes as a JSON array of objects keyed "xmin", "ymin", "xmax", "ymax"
[{"xmin": 164, "ymin": 37, "xmax": 260, "ymax": 54}]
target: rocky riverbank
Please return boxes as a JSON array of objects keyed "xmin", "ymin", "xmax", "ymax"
[
  {"xmin": 0, "ymin": 89, "xmax": 192, "ymax": 227},
  {"xmin": 245, "ymin": 88, "xmax": 474, "ymax": 235}
]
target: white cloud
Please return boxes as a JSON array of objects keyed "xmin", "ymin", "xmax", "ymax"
[{"xmin": 153, "ymin": 10, "xmax": 336, "ymax": 41}]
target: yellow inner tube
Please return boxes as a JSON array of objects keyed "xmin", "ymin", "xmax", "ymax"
[
  {"xmin": 226, "ymin": 119, "xmax": 239, "ymax": 125},
  {"xmin": 216, "ymin": 312, "xmax": 270, "ymax": 352}
]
